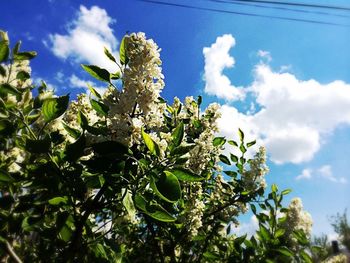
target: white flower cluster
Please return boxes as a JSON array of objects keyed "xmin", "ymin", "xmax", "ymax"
[
  {"xmin": 185, "ymin": 183, "xmax": 205, "ymax": 238},
  {"xmin": 324, "ymin": 254, "xmax": 348, "ymax": 263},
  {"xmin": 242, "ymin": 146, "xmax": 268, "ymax": 191},
  {"xmin": 1, "ymin": 147, "xmax": 26, "ymax": 173},
  {"xmin": 282, "ymin": 197, "xmax": 313, "ymax": 249}
]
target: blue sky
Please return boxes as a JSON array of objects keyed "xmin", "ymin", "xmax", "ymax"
[{"xmin": 1, "ymin": 0, "xmax": 350, "ymax": 238}]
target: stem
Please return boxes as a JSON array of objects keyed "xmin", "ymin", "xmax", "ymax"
[{"xmin": 5, "ymin": 241, "xmax": 23, "ymax": 263}]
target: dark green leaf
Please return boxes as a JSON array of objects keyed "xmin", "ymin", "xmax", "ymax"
[
  {"xmin": 62, "ymin": 122, "xmax": 81, "ymax": 139},
  {"xmin": 219, "ymin": 154, "xmax": 231, "ymax": 165},
  {"xmin": 90, "ymin": 99, "xmax": 109, "ymax": 116},
  {"xmin": 16, "ymin": 70, "xmax": 30, "ymax": 81},
  {"xmin": 258, "ymin": 225, "xmax": 271, "ymax": 241},
  {"xmin": 87, "ymin": 84, "xmax": 101, "ymax": 99},
  {"xmin": 104, "ymin": 46, "xmax": 116, "ymax": 63},
  {"xmin": 91, "ymin": 141, "xmax": 128, "ymax": 156},
  {"xmin": 59, "ymin": 225, "xmax": 72, "ymax": 242},
  {"xmin": 172, "ymin": 122, "xmax": 184, "ymax": 147},
  {"xmin": 169, "ymin": 168, "xmax": 204, "ymax": 182},
  {"xmin": 0, "ymin": 195, "xmax": 14, "ymax": 210},
  {"xmin": 81, "ymin": 64, "xmax": 110, "ymax": 83},
  {"xmin": 239, "ymin": 144, "xmax": 247, "ymax": 154},
  {"xmin": 213, "ymin": 137, "xmax": 226, "ymax": 147},
  {"xmin": 230, "ymin": 154, "xmax": 238, "ymax": 163},
  {"xmin": 134, "ymin": 194, "xmax": 176, "ymax": 222},
  {"xmin": 12, "ymin": 41, "xmax": 21, "ymax": 55},
  {"xmin": 142, "ymin": 129, "xmax": 160, "ymax": 156},
  {"xmin": 150, "ymin": 171, "xmax": 181, "ymax": 203},
  {"xmin": 197, "ymin": 95, "xmax": 202, "ymax": 106},
  {"xmin": 275, "ymin": 247, "xmax": 294, "ymax": 258},
  {"xmin": 300, "ymin": 251, "xmax": 312, "ymax": 263},
  {"xmin": 0, "ymin": 33, "xmax": 9, "ymax": 62},
  {"xmin": 119, "ymin": 36, "xmax": 128, "ymax": 65},
  {"xmin": 42, "ymin": 95, "xmax": 69, "ymax": 122},
  {"xmin": 238, "ymin": 128, "xmax": 244, "ymax": 142},
  {"xmin": 0, "ymin": 83, "xmax": 21, "ymax": 96},
  {"xmin": 0, "ymin": 169, "xmax": 14, "ymax": 182},
  {"xmin": 14, "ymin": 51, "xmax": 37, "ymax": 60},
  {"xmin": 251, "ymin": 204, "xmax": 256, "ymax": 214},
  {"xmin": 224, "ymin": 171, "xmax": 237, "ymax": 177},
  {"xmin": 25, "ymin": 138, "xmax": 51, "ymax": 153},
  {"xmin": 171, "ymin": 144, "xmax": 195, "ymax": 156},
  {"xmin": 65, "ymin": 135, "xmax": 86, "ymax": 161},
  {"xmin": 78, "ymin": 111, "xmax": 89, "ymax": 129},
  {"xmin": 203, "ymin": 252, "xmax": 220, "ymax": 260},
  {"xmin": 0, "ymin": 65, "xmax": 6, "ymax": 77}
]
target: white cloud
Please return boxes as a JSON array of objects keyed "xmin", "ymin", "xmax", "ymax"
[
  {"xmin": 318, "ymin": 165, "xmax": 347, "ymax": 183},
  {"xmin": 203, "ymin": 34, "xmax": 245, "ymax": 101},
  {"xmin": 232, "ymin": 215, "xmax": 259, "ymax": 237},
  {"xmin": 257, "ymin": 50, "xmax": 272, "ymax": 62},
  {"xmin": 205, "ymin": 34, "xmax": 350, "ymax": 164},
  {"xmin": 69, "ymin": 74, "xmax": 107, "ymax": 96},
  {"xmin": 296, "ymin": 168, "xmax": 312, "ymax": 180},
  {"xmin": 295, "ymin": 165, "xmax": 347, "ymax": 183},
  {"xmin": 47, "ymin": 5, "xmax": 119, "ymax": 72}
]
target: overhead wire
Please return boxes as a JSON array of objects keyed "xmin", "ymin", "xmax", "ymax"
[
  {"xmin": 138, "ymin": 0, "xmax": 350, "ymax": 27},
  {"xmin": 204, "ymin": 0, "xmax": 350, "ymax": 19}
]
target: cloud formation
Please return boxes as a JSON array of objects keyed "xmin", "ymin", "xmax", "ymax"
[
  {"xmin": 296, "ymin": 165, "xmax": 347, "ymax": 183},
  {"xmin": 48, "ymin": 5, "xmax": 118, "ymax": 72},
  {"xmin": 204, "ymin": 34, "xmax": 350, "ymax": 164},
  {"xmin": 203, "ymin": 34, "xmax": 245, "ymax": 101}
]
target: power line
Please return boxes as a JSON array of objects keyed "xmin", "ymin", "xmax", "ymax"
[
  {"xmin": 138, "ymin": 0, "xmax": 350, "ymax": 27},
  {"xmin": 222, "ymin": 0, "xmax": 350, "ymax": 11},
  {"xmin": 204, "ymin": 0, "xmax": 350, "ymax": 19}
]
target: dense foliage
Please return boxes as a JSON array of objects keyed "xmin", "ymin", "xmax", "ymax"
[{"xmin": 0, "ymin": 30, "xmax": 315, "ymax": 262}]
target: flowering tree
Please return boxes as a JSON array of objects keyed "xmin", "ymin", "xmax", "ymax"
[{"xmin": 0, "ymin": 30, "xmax": 313, "ymax": 262}]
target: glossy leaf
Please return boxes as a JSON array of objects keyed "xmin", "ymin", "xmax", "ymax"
[
  {"xmin": 0, "ymin": 83, "xmax": 21, "ymax": 96},
  {"xmin": 119, "ymin": 36, "xmax": 128, "ymax": 65},
  {"xmin": 14, "ymin": 51, "xmax": 37, "ymax": 60},
  {"xmin": 150, "ymin": 171, "xmax": 181, "ymax": 203},
  {"xmin": 275, "ymin": 247, "xmax": 294, "ymax": 257},
  {"xmin": 219, "ymin": 154, "xmax": 231, "ymax": 165},
  {"xmin": 169, "ymin": 168, "xmax": 204, "ymax": 182},
  {"xmin": 141, "ymin": 129, "xmax": 160, "ymax": 156},
  {"xmin": 213, "ymin": 137, "xmax": 226, "ymax": 147},
  {"xmin": 90, "ymin": 99, "xmax": 109, "ymax": 116},
  {"xmin": 42, "ymin": 95, "xmax": 69, "ymax": 122},
  {"xmin": 0, "ymin": 32, "xmax": 9, "ymax": 62},
  {"xmin": 48, "ymin": 196, "xmax": 68, "ymax": 205},
  {"xmin": 104, "ymin": 46, "xmax": 116, "ymax": 63},
  {"xmin": 0, "ymin": 169, "xmax": 14, "ymax": 182},
  {"xmin": 81, "ymin": 64, "xmax": 110, "ymax": 83},
  {"xmin": 172, "ymin": 122, "xmax": 184, "ymax": 147}
]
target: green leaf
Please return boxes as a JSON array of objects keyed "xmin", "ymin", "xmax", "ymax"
[
  {"xmin": 0, "ymin": 65, "xmax": 6, "ymax": 77},
  {"xmin": 0, "ymin": 32, "xmax": 9, "ymax": 62},
  {"xmin": 238, "ymin": 128, "xmax": 244, "ymax": 142},
  {"xmin": 169, "ymin": 168, "xmax": 204, "ymax": 182},
  {"xmin": 247, "ymin": 140, "xmax": 256, "ymax": 147},
  {"xmin": 62, "ymin": 122, "xmax": 81, "ymax": 139},
  {"xmin": 0, "ymin": 195, "xmax": 14, "ymax": 210},
  {"xmin": 203, "ymin": 252, "xmax": 220, "ymax": 260},
  {"xmin": 274, "ymin": 228, "xmax": 285, "ymax": 238},
  {"xmin": 104, "ymin": 46, "xmax": 116, "ymax": 63},
  {"xmin": 0, "ymin": 83, "xmax": 21, "ymax": 96},
  {"xmin": 0, "ymin": 169, "xmax": 14, "ymax": 182},
  {"xmin": 197, "ymin": 95, "xmax": 202, "ymax": 107},
  {"xmin": 59, "ymin": 225, "xmax": 72, "ymax": 242},
  {"xmin": 25, "ymin": 138, "xmax": 51, "ymax": 153},
  {"xmin": 65, "ymin": 135, "xmax": 86, "ymax": 161},
  {"xmin": 111, "ymin": 71, "xmax": 121, "ymax": 80},
  {"xmin": 275, "ymin": 247, "xmax": 294, "ymax": 257},
  {"xmin": 48, "ymin": 196, "xmax": 68, "ymax": 205},
  {"xmin": 16, "ymin": 70, "xmax": 30, "ymax": 81},
  {"xmin": 122, "ymin": 189, "xmax": 136, "ymax": 219},
  {"xmin": 300, "ymin": 251, "xmax": 312, "ymax": 263},
  {"xmin": 230, "ymin": 154, "xmax": 238, "ymax": 163},
  {"xmin": 281, "ymin": 189, "xmax": 292, "ymax": 195},
  {"xmin": 224, "ymin": 170, "xmax": 237, "ymax": 177},
  {"xmin": 119, "ymin": 36, "xmax": 129, "ymax": 65},
  {"xmin": 271, "ymin": 184, "xmax": 278, "ymax": 193},
  {"xmin": 228, "ymin": 140, "xmax": 238, "ymax": 147},
  {"xmin": 213, "ymin": 137, "xmax": 226, "ymax": 147},
  {"xmin": 150, "ymin": 171, "xmax": 181, "ymax": 203},
  {"xmin": 81, "ymin": 64, "xmax": 110, "ymax": 83},
  {"xmin": 90, "ymin": 99, "xmax": 109, "ymax": 116},
  {"xmin": 141, "ymin": 129, "xmax": 160, "ymax": 156},
  {"xmin": 219, "ymin": 154, "xmax": 231, "ymax": 165},
  {"xmin": 87, "ymin": 84, "xmax": 101, "ymax": 99},
  {"xmin": 42, "ymin": 95, "xmax": 69, "ymax": 122},
  {"xmin": 14, "ymin": 51, "xmax": 37, "ymax": 60},
  {"xmin": 251, "ymin": 204, "xmax": 256, "ymax": 214},
  {"xmin": 91, "ymin": 141, "xmax": 128, "ymax": 156},
  {"xmin": 12, "ymin": 41, "xmax": 21, "ymax": 55},
  {"xmin": 239, "ymin": 144, "xmax": 247, "ymax": 154},
  {"xmin": 258, "ymin": 225, "xmax": 271, "ymax": 241},
  {"xmin": 172, "ymin": 122, "xmax": 184, "ymax": 147},
  {"xmin": 78, "ymin": 111, "xmax": 89, "ymax": 129},
  {"xmin": 134, "ymin": 194, "xmax": 176, "ymax": 222}
]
